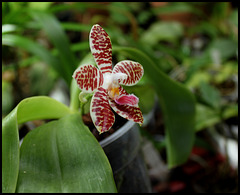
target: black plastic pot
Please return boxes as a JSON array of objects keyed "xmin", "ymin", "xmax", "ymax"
[{"xmin": 100, "ymin": 120, "xmax": 152, "ymax": 193}]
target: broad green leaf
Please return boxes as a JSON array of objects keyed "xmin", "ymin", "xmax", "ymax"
[
  {"xmin": 16, "ymin": 114, "xmax": 117, "ymax": 193},
  {"xmin": 30, "ymin": 11, "xmax": 77, "ymax": 86},
  {"xmin": 114, "ymin": 46, "xmax": 196, "ymax": 168},
  {"xmin": 2, "ymin": 108, "xmax": 19, "ymax": 193},
  {"xmin": 2, "ymin": 96, "xmax": 72, "ymax": 193},
  {"xmin": 17, "ymin": 96, "xmax": 72, "ymax": 124}
]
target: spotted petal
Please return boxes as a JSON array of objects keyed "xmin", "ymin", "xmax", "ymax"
[
  {"xmin": 89, "ymin": 24, "xmax": 112, "ymax": 74},
  {"xmin": 109, "ymin": 86, "xmax": 143, "ymax": 124},
  {"xmin": 72, "ymin": 64, "xmax": 103, "ymax": 93},
  {"xmin": 112, "ymin": 60, "xmax": 144, "ymax": 86},
  {"xmin": 90, "ymin": 87, "xmax": 115, "ymax": 133}
]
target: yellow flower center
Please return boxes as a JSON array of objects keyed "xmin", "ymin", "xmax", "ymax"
[{"xmin": 108, "ymin": 81, "xmax": 120, "ymax": 100}]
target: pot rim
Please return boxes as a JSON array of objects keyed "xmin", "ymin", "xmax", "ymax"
[{"xmin": 99, "ymin": 120, "xmax": 135, "ymax": 148}]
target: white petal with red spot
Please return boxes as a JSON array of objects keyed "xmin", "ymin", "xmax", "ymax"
[
  {"xmin": 90, "ymin": 87, "xmax": 115, "ymax": 133},
  {"xmin": 112, "ymin": 60, "xmax": 144, "ymax": 86},
  {"xmin": 89, "ymin": 24, "xmax": 112, "ymax": 74},
  {"xmin": 72, "ymin": 64, "xmax": 103, "ymax": 93},
  {"xmin": 109, "ymin": 99, "xmax": 143, "ymax": 125}
]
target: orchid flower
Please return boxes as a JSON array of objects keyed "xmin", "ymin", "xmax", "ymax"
[{"xmin": 73, "ymin": 24, "xmax": 144, "ymax": 133}]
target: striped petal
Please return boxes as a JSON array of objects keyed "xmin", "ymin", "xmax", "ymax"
[
  {"xmin": 112, "ymin": 60, "xmax": 144, "ymax": 86},
  {"xmin": 109, "ymin": 86, "xmax": 143, "ymax": 124},
  {"xmin": 72, "ymin": 64, "xmax": 103, "ymax": 93},
  {"xmin": 90, "ymin": 87, "xmax": 115, "ymax": 133},
  {"xmin": 89, "ymin": 24, "xmax": 112, "ymax": 74}
]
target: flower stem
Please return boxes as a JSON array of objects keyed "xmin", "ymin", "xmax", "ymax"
[{"xmin": 69, "ymin": 78, "xmax": 80, "ymax": 113}]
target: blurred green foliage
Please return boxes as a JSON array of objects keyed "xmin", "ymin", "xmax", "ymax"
[
  {"xmin": 2, "ymin": 1, "xmax": 238, "ymax": 144},
  {"xmin": 2, "ymin": 0, "xmax": 238, "ymax": 175}
]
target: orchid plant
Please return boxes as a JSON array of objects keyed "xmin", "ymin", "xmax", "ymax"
[
  {"xmin": 73, "ymin": 24, "xmax": 144, "ymax": 133},
  {"xmin": 3, "ymin": 12, "xmax": 197, "ymax": 193}
]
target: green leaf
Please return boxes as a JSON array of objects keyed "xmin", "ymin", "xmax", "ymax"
[
  {"xmin": 17, "ymin": 96, "xmax": 73, "ymax": 124},
  {"xmin": 16, "ymin": 114, "xmax": 117, "ymax": 193},
  {"xmin": 30, "ymin": 11, "xmax": 77, "ymax": 86},
  {"xmin": 152, "ymin": 2, "xmax": 201, "ymax": 15},
  {"xmin": 114, "ymin": 46, "xmax": 196, "ymax": 168},
  {"xmin": 212, "ymin": 2, "xmax": 230, "ymax": 20},
  {"xmin": 195, "ymin": 103, "xmax": 238, "ymax": 132},
  {"xmin": 70, "ymin": 78, "xmax": 80, "ymax": 112},
  {"xmin": 61, "ymin": 22, "xmax": 91, "ymax": 32},
  {"xmin": 2, "ymin": 81, "xmax": 14, "ymax": 116},
  {"xmin": 140, "ymin": 21, "xmax": 184, "ymax": 46},
  {"xmin": 198, "ymin": 81, "xmax": 221, "ymax": 109},
  {"xmin": 195, "ymin": 104, "xmax": 220, "ymax": 132},
  {"xmin": 185, "ymin": 71, "xmax": 211, "ymax": 89},
  {"xmin": 2, "ymin": 24, "xmax": 18, "ymax": 34},
  {"xmin": 2, "ymin": 108, "xmax": 19, "ymax": 193},
  {"xmin": 28, "ymin": 2, "xmax": 53, "ymax": 10},
  {"xmin": 2, "ymin": 96, "xmax": 72, "ymax": 193},
  {"xmin": 71, "ymin": 42, "xmax": 89, "ymax": 52},
  {"xmin": 229, "ymin": 9, "xmax": 238, "ymax": 27},
  {"xmin": 207, "ymin": 38, "xmax": 238, "ymax": 61},
  {"xmin": 124, "ymin": 84, "xmax": 156, "ymax": 114}
]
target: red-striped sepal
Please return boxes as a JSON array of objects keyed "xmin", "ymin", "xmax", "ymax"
[
  {"xmin": 109, "ymin": 86, "xmax": 144, "ymax": 125},
  {"xmin": 89, "ymin": 24, "xmax": 112, "ymax": 74},
  {"xmin": 73, "ymin": 64, "xmax": 104, "ymax": 93},
  {"xmin": 112, "ymin": 60, "xmax": 144, "ymax": 86},
  {"xmin": 90, "ymin": 87, "xmax": 115, "ymax": 133}
]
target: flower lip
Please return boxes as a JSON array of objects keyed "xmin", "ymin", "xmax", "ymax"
[
  {"xmin": 115, "ymin": 94, "xmax": 139, "ymax": 107},
  {"xmin": 102, "ymin": 72, "xmax": 128, "ymax": 100}
]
